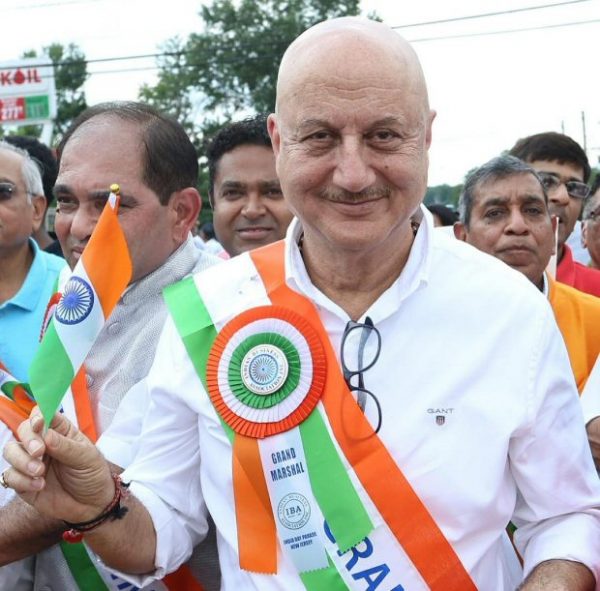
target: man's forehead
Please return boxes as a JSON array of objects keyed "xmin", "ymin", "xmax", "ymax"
[
  {"xmin": 0, "ymin": 149, "xmax": 24, "ymax": 177},
  {"xmin": 528, "ymin": 159, "xmax": 584, "ymax": 181},
  {"xmin": 276, "ymin": 20, "xmax": 427, "ymax": 115},
  {"xmin": 475, "ymin": 175, "xmax": 546, "ymax": 203}
]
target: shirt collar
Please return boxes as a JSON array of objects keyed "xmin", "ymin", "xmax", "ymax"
[
  {"xmin": 4, "ymin": 239, "xmax": 48, "ymax": 311},
  {"xmin": 284, "ymin": 205, "xmax": 432, "ymax": 323}
]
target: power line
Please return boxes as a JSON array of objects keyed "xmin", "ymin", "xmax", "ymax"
[
  {"xmin": 4, "ymin": 0, "xmax": 103, "ymax": 9},
  {"xmin": 2, "ymin": 3, "xmax": 598, "ymax": 73},
  {"xmin": 408, "ymin": 16, "xmax": 600, "ymax": 42},
  {"xmin": 391, "ymin": 0, "xmax": 592, "ymax": 29}
]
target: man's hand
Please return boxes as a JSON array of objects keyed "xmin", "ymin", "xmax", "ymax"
[
  {"xmin": 586, "ymin": 417, "xmax": 600, "ymax": 471},
  {"xmin": 519, "ymin": 559, "xmax": 596, "ymax": 590},
  {"xmin": 2, "ymin": 407, "xmax": 114, "ymax": 524}
]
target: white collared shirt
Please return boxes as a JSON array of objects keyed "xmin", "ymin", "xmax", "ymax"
[{"xmin": 111, "ymin": 207, "xmax": 600, "ymax": 590}]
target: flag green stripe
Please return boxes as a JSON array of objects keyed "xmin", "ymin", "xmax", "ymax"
[
  {"xmin": 29, "ymin": 321, "xmax": 74, "ymax": 427},
  {"xmin": 1, "ymin": 381, "xmax": 18, "ymax": 400},
  {"xmin": 300, "ymin": 409, "xmax": 373, "ymax": 553},
  {"xmin": 163, "ymin": 277, "xmax": 234, "ymax": 443},
  {"xmin": 60, "ymin": 542, "xmax": 110, "ymax": 591},
  {"xmin": 300, "ymin": 556, "xmax": 349, "ymax": 591}
]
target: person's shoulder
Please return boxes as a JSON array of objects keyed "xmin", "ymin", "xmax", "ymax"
[
  {"xmin": 554, "ymin": 280, "xmax": 600, "ymax": 313},
  {"xmin": 37, "ymin": 248, "xmax": 67, "ymax": 275},
  {"xmin": 574, "ymin": 260, "xmax": 600, "ymax": 282}
]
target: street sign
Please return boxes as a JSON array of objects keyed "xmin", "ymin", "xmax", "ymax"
[{"xmin": 0, "ymin": 58, "xmax": 57, "ymax": 126}]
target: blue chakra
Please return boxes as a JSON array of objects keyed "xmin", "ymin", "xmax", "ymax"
[
  {"xmin": 249, "ymin": 354, "xmax": 278, "ymax": 385},
  {"xmin": 55, "ymin": 276, "xmax": 95, "ymax": 325}
]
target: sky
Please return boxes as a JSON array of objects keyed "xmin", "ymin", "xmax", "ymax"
[{"xmin": 1, "ymin": 0, "xmax": 599, "ymax": 186}]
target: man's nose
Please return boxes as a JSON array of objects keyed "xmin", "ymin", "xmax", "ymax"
[
  {"xmin": 505, "ymin": 211, "xmax": 529, "ymax": 234},
  {"xmin": 332, "ymin": 139, "xmax": 376, "ymax": 194},
  {"xmin": 69, "ymin": 206, "xmax": 98, "ymax": 240},
  {"xmin": 241, "ymin": 193, "xmax": 267, "ymax": 219},
  {"xmin": 548, "ymin": 182, "xmax": 570, "ymax": 207}
]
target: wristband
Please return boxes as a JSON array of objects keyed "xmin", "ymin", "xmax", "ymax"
[{"xmin": 62, "ymin": 473, "xmax": 130, "ymax": 543}]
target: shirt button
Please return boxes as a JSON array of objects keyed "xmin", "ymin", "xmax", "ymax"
[{"xmin": 107, "ymin": 322, "xmax": 121, "ymax": 335}]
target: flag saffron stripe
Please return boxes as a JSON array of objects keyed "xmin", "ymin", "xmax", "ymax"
[
  {"xmin": 71, "ymin": 367, "xmax": 97, "ymax": 442},
  {"xmin": 251, "ymin": 242, "xmax": 477, "ymax": 591},
  {"xmin": 0, "ymin": 397, "xmax": 29, "ymax": 437},
  {"xmin": 81, "ymin": 201, "xmax": 132, "ymax": 320}
]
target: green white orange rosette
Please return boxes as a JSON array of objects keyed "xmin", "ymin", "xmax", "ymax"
[{"xmin": 206, "ymin": 305, "xmax": 326, "ymax": 438}]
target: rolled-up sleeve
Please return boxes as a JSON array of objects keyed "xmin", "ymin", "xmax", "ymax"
[
  {"xmin": 105, "ymin": 316, "xmax": 210, "ymax": 586},
  {"xmin": 512, "ymin": 307, "xmax": 600, "ymax": 581}
]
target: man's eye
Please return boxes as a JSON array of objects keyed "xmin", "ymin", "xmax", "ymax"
[
  {"xmin": 56, "ymin": 197, "xmax": 77, "ymax": 212},
  {"xmin": 222, "ymin": 190, "xmax": 242, "ymax": 199},
  {"xmin": 0, "ymin": 183, "xmax": 15, "ymax": 200},
  {"xmin": 265, "ymin": 188, "xmax": 283, "ymax": 197},
  {"xmin": 307, "ymin": 130, "xmax": 332, "ymax": 142},
  {"xmin": 371, "ymin": 130, "xmax": 398, "ymax": 141},
  {"xmin": 484, "ymin": 209, "xmax": 504, "ymax": 220}
]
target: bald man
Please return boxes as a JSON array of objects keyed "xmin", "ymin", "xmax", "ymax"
[{"xmin": 4, "ymin": 18, "xmax": 600, "ymax": 591}]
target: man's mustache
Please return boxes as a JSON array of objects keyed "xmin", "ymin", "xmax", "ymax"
[{"xmin": 317, "ymin": 186, "xmax": 392, "ymax": 202}]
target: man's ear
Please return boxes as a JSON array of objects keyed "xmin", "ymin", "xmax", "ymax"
[
  {"xmin": 582, "ymin": 220, "xmax": 589, "ymax": 248},
  {"xmin": 31, "ymin": 194, "xmax": 46, "ymax": 233},
  {"xmin": 170, "ymin": 188, "xmax": 202, "ymax": 243},
  {"xmin": 453, "ymin": 221, "xmax": 467, "ymax": 241}
]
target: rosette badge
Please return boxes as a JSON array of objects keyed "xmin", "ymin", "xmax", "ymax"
[{"xmin": 207, "ymin": 306, "xmax": 327, "ymax": 438}]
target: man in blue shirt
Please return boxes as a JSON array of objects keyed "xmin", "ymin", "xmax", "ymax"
[{"xmin": 0, "ymin": 141, "xmax": 65, "ymax": 382}]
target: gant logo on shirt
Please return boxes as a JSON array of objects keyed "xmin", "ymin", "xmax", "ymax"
[{"xmin": 427, "ymin": 407, "xmax": 454, "ymax": 426}]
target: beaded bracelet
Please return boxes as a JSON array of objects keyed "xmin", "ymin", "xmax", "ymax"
[{"xmin": 61, "ymin": 473, "xmax": 130, "ymax": 543}]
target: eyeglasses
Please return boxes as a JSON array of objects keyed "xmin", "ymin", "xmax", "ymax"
[
  {"xmin": 340, "ymin": 316, "xmax": 383, "ymax": 434},
  {"xmin": 537, "ymin": 172, "xmax": 590, "ymax": 200},
  {"xmin": 0, "ymin": 182, "xmax": 32, "ymax": 201}
]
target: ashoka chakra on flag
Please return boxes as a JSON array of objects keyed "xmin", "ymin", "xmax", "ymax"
[
  {"xmin": 55, "ymin": 276, "xmax": 95, "ymax": 325},
  {"xmin": 206, "ymin": 305, "xmax": 327, "ymax": 438}
]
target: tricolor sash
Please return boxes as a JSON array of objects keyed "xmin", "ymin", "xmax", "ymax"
[{"xmin": 164, "ymin": 240, "xmax": 477, "ymax": 590}]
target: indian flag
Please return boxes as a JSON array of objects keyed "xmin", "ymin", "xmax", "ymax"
[
  {"xmin": 0, "ymin": 360, "xmax": 35, "ymax": 415},
  {"xmin": 29, "ymin": 186, "xmax": 132, "ymax": 428}
]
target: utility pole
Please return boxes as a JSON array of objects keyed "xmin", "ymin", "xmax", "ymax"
[{"xmin": 581, "ymin": 111, "xmax": 587, "ymax": 153}]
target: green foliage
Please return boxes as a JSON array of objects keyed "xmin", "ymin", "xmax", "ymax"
[
  {"xmin": 141, "ymin": 0, "xmax": 365, "ymax": 221},
  {"xmin": 46, "ymin": 43, "xmax": 88, "ymax": 139},
  {"xmin": 140, "ymin": 0, "xmax": 362, "ymax": 143},
  {"xmin": 1, "ymin": 43, "xmax": 88, "ymax": 142},
  {"xmin": 425, "ymin": 184, "xmax": 462, "ymax": 207}
]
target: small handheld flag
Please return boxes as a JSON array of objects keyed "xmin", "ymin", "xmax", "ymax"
[{"xmin": 29, "ymin": 185, "xmax": 132, "ymax": 428}]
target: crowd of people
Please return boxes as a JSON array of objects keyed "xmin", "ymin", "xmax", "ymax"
[{"xmin": 1, "ymin": 15, "xmax": 600, "ymax": 591}]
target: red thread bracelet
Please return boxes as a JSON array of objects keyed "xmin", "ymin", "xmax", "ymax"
[{"xmin": 62, "ymin": 473, "xmax": 130, "ymax": 543}]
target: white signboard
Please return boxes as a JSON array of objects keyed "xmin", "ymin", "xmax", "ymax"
[{"xmin": 0, "ymin": 57, "xmax": 57, "ymax": 126}]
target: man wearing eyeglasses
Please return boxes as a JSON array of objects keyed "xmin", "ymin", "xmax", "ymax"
[
  {"xmin": 582, "ymin": 177, "xmax": 600, "ymax": 271},
  {"xmin": 4, "ymin": 18, "xmax": 600, "ymax": 591},
  {"xmin": 509, "ymin": 132, "xmax": 600, "ymax": 297},
  {"xmin": 0, "ymin": 141, "xmax": 65, "ymax": 383}
]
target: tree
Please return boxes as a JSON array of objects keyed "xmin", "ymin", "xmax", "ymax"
[
  {"xmin": 140, "ymin": 0, "xmax": 363, "ymax": 143},
  {"xmin": 140, "ymin": 0, "xmax": 366, "ymax": 221},
  {"xmin": 1, "ymin": 43, "xmax": 88, "ymax": 141}
]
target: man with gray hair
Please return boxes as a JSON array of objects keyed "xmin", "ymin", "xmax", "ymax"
[
  {"xmin": 454, "ymin": 154, "xmax": 600, "ymax": 460},
  {"xmin": 0, "ymin": 140, "xmax": 64, "ymax": 590},
  {"xmin": 582, "ymin": 176, "xmax": 600, "ymax": 270},
  {"xmin": 5, "ymin": 19, "xmax": 600, "ymax": 591},
  {"xmin": 0, "ymin": 141, "xmax": 65, "ymax": 381}
]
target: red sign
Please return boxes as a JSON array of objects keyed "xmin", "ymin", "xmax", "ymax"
[
  {"xmin": 0, "ymin": 97, "xmax": 26, "ymax": 121},
  {"xmin": 0, "ymin": 68, "xmax": 43, "ymax": 87}
]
